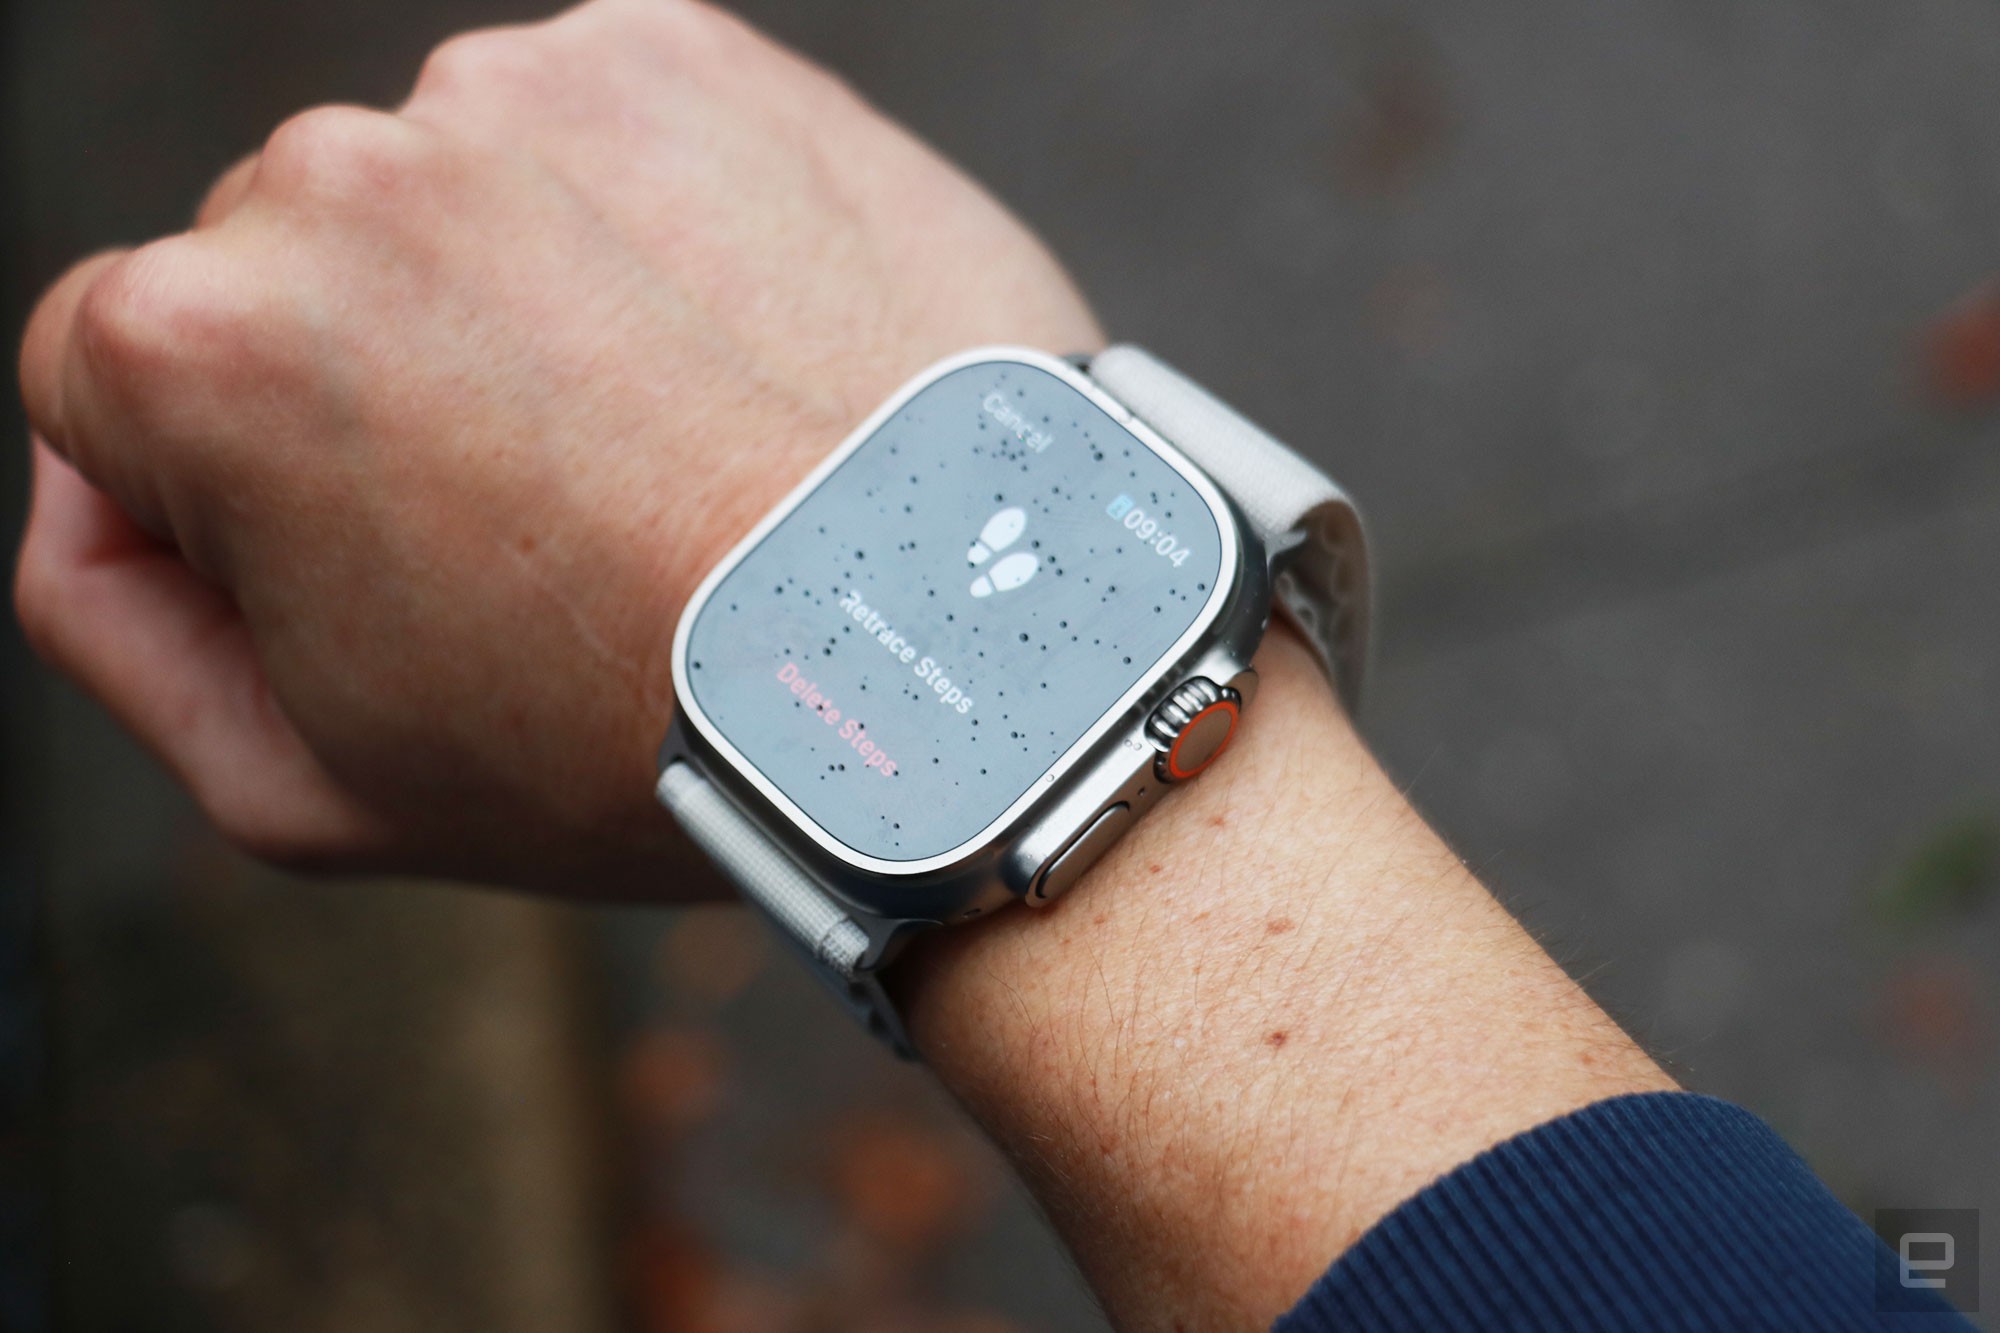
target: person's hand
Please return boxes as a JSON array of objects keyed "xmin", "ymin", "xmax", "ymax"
[{"xmin": 14, "ymin": 0, "xmax": 1101, "ymax": 894}]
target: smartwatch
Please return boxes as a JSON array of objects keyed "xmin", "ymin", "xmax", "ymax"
[{"xmin": 655, "ymin": 346, "xmax": 1369, "ymax": 1057}]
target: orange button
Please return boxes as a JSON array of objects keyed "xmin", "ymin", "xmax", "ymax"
[{"xmin": 1164, "ymin": 699, "xmax": 1240, "ymax": 780}]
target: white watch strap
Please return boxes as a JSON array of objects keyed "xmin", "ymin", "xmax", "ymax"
[
  {"xmin": 1088, "ymin": 346, "xmax": 1370, "ymax": 711},
  {"xmin": 659, "ymin": 344, "xmax": 1370, "ymax": 1060},
  {"xmin": 657, "ymin": 761, "xmax": 917, "ymax": 1057}
]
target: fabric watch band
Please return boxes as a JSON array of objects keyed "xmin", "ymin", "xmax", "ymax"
[
  {"xmin": 655, "ymin": 345, "xmax": 1370, "ymax": 1059},
  {"xmin": 656, "ymin": 760, "xmax": 917, "ymax": 1053}
]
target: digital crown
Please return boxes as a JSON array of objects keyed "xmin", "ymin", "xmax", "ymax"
[{"xmin": 1145, "ymin": 677, "xmax": 1243, "ymax": 782}]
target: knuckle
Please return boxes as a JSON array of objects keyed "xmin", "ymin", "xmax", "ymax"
[
  {"xmin": 259, "ymin": 104, "xmax": 430, "ymax": 206},
  {"xmin": 72, "ymin": 243, "xmax": 195, "ymax": 390},
  {"xmin": 415, "ymin": 27, "xmax": 555, "ymax": 101},
  {"xmin": 70, "ymin": 240, "xmax": 267, "ymax": 425},
  {"xmin": 671, "ymin": 0, "xmax": 748, "ymax": 45},
  {"xmin": 613, "ymin": 0, "xmax": 708, "ymax": 34},
  {"xmin": 567, "ymin": 0, "xmax": 730, "ymax": 66},
  {"xmin": 193, "ymin": 154, "xmax": 259, "ymax": 229},
  {"xmin": 680, "ymin": 1, "xmax": 780, "ymax": 63}
]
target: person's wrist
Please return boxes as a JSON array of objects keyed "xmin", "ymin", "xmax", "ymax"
[
  {"xmin": 889, "ymin": 625, "xmax": 1674, "ymax": 1326},
  {"xmin": 886, "ymin": 627, "xmax": 1371, "ymax": 1322}
]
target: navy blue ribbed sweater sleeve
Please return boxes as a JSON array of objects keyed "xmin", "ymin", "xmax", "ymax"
[{"xmin": 1274, "ymin": 1092, "xmax": 1973, "ymax": 1332}]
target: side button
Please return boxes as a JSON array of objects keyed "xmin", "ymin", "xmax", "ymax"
[{"xmin": 1029, "ymin": 803, "xmax": 1132, "ymax": 905}]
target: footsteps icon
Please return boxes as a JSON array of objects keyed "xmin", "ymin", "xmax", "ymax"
[
  {"xmin": 967, "ymin": 506, "xmax": 1038, "ymax": 598},
  {"xmin": 966, "ymin": 507, "xmax": 1025, "ymax": 565},
  {"xmin": 971, "ymin": 551, "xmax": 1039, "ymax": 598}
]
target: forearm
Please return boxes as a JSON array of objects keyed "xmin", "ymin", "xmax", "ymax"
[{"xmin": 896, "ymin": 627, "xmax": 1674, "ymax": 1329}]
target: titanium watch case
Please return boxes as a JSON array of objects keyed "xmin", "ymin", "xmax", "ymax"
[{"xmin": 658, "ymin": 347, "xmax": 1272, "ymax": 952}]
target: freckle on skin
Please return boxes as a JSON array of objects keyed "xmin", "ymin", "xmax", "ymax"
[
  {"xmin": 517, "ymin": 534, "xmax": 536, "ymax": 554},
  {"xmin": 1092, "ymin": 914, "xmax": 1108, "ymax": 926},
  {"xmin": 1266, "ymin": 1030, "xmax": 1288, "ymax": 1048},
  {"xmin": 1148, "ymin": 863, "xmax": 1164, "ymax": 875},
  {"xmin": 1209, "ymin": 815, "xmax": 1227, "ymax": 828},
  {"xmin": 1266, "ymin": 917, "xmax": 1295, "ymax": 935}
]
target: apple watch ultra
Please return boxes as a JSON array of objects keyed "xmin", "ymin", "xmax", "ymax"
[{"xmin": 656, "ymin": 346, "xmax": 1369, "ymax": 1057}]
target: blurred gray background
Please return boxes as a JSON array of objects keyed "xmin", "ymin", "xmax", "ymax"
[{"xmin": 6, "ymin": 1, "xmax": 1999, "ymax": 1329}]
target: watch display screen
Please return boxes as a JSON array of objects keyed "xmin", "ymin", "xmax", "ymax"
[{"xmin": 681, "ymin": 359, "xmax": 1227, "ymax": 862}]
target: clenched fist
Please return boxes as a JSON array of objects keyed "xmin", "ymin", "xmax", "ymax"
[{"xmin": 15, "ymin": 0, "xmax": 1100, "ymax": 894}]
